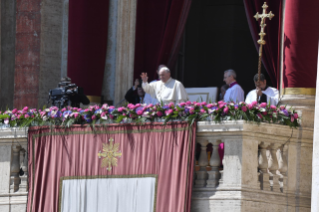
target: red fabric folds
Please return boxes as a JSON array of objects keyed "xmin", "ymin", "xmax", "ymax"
[
  {"xmin": 27, "ymin": 122, "xmax": 196, "ymax": 212},
  {"xmin": 67, "ymin": 0, "xmax": 109, "ymax": 96},
  {"xmin": 134, "ymin": 0, "xmax": 192, "ymax": 80},
  {"xmin": 243, "ymin": 0, "xmax": 282, "ymax": 88},
  {"xmin": 283, "ymin": 0, "xmax": 319, "ymax": 88}
]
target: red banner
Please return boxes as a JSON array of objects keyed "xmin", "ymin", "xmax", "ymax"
[{"xmin": 27, "ymin": 122, "xmax": 196, "ymax": 212}]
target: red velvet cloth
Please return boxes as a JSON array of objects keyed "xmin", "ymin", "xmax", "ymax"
[
  {"xmin": 27, "ymin": 123, "xmax": 196, "ymax": 212},
  {"xmin": 67, "ymin": 0, "xmax": 109, "ymax": 96},
  {"xmin": 283, "ymin": 0, "xmax": 319, "ymax": 88},
  {"xmin": 243, "ymin": 0, "xmax": 282, "ymax": 88},
  {"xmin": 134, "ymin": 0, "xmax": 192, "ymax": 80}
]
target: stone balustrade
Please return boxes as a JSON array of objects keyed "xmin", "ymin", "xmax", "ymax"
[
  {"xmin": 0, "ymin": 121, "xmax": 313, "ymax": 212},
  {"xmin": 0, "ymin": 128, "xmax": 28, "ymax": 212},
  {"xmin": 192, "ymin": 121, "xmax": 313, "ymax": 212}
]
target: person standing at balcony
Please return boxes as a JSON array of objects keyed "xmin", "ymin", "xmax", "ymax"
[
  {"xmin": 141, "ymin": 66, "xmax": 189, "ymax": 104},
  {"xmin": 223, "ymin": 69, "xmax": 244, "ymax": 102},
  {"xmin": 245, "ymin": 73, "xmax": 279, "ymax": 106}
]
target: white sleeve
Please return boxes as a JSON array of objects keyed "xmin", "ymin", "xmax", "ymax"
[
  {"xmin": 232, "ymin": 87, "xmax": 244, "ymax": 103},
  {"xmin": 142, "ymin": 82, "xmax": 156, "ymax": 96}
]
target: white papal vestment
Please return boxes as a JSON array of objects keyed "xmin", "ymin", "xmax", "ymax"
[
  {"xmin": 142, "ymin": 78, "xmax": 188, "ymax": 104},
  {"xmin": 245, "ymin": 86, "xmax": 279, "ymax": 106},
  {"xmin": 223, "ymin": 83, "xmax": 244, "ymax": 103}
]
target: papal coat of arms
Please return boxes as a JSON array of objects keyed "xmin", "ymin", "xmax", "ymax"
[{"xmin": 97, "ymin": 138, "xmax": 122, "ymax": 171}]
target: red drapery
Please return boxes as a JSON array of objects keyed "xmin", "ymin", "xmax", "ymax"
[
  {"xmin": 27, "ymin": 123, "xmax": 196, "ymax": 212},
  {"xmin": 134, "ymin": 0, "xmax": 192, "ymax": 80},
  {"xmin": 283, "ymin": 0, "xmax": 319, "ymax": 88},
  {"xmin": 243, "ymin": 0, "xmax": 282, "ymax": 88},
  {"xmin": 67, "ymin": 0, "xmax": 109, "ymax": 96}
]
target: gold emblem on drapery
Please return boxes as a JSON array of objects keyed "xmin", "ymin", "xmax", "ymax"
[{"xmin": 98, "ymin": 138, "xmax": 122, "ymax": 171}]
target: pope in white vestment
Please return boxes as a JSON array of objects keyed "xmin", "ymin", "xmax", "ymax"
[
  {"xmin": 141, "ymin": 67, "xmax": 188, "ymax": 104},
  {"xmin": 245, "ymin": 86, "xmax": 279, "ymax": 105}
]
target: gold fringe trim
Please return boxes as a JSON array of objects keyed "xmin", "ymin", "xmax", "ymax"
[{"xmin": 283, "ymin": 88, "xmax": 316, "ymax": 96}]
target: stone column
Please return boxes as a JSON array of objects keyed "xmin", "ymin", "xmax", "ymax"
[
  {"xmin": 14, "ymin": 0, "xmax": 65, "ymax": 108},
  {"xmin": 101, "ymin": 0, "xmax": 118, "ymax": 104},
  {"xmin": 113, "ymin": 0, "xmax": 137, "ymax": 105},
  {"xmin": 311, "ymin": 42, "xmax": 319, "ymax": 212}
]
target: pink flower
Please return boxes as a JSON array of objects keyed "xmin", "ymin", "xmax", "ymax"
[
  {"xmin": 168, "ymin": 102, "xmax": 174, "ymax": 108},
  {"xmin": 77, "ymin": 108, "xmax": 82, "ymax": 112},
  {"xmin": 23, "ymin": 106, "xmax": 28, "ymax": 111},
  {"xmin": 91, "ymin": 115, "xmax": 96, "ymax": 120},
  {"xmin": 109, "ymin": 106, "xmax": 115, "ymax": 109},
  {"xmin": 186, "ymin": 101, "xmax": 192, "ymax": 105},
  {"xmin": 201, "ymin": 102, "xmax": 207, "ymax": 106},
  {"xmin": 189, "ymin": 108, "xmax": 195, "ymax": 114},
  {"xmin": 17, "ymin": 114, "xmax": 21, "ymax": 119},
  {"xmin": 206, "ymin": 104, "xmax": 213, "ymax": 108},
  {"xmin": 270, "ymin": 105, "xmax": 277, "ymax": 110},
  {"xmin": 122, "ymin": 113, "xmax": 126, "ymax": 116},
  {"xmin": 294, "ymin": 113, "xmax": 298, "ymax": 119},
  {"xmin": 223, "ymin": 107, "xmax": 229, "ymax": 114},
  {"xmin": 156, "ymin": 111, "xmax": 163, "ymax": 117},
  {"xmin": 257, "ymin": 113, "xmax": 262, "ymax": 119},
  {"xmin": 117, "ymin": 107, "xmax": 124, "ymax": 112},
  {"xmin": 127, "ymin": 104, "xmax": 135, "ymax": 109},
  {"xmin": 248, "ymin": 104, "xmax": 253, "ymax": 110},
  {"xmin": 12, "ymin": 108, "xmax": 17, "ymax": 114},
  {"xmin": 101, "ymin": 104, "xmax": 108, "ymax": 110},
  {"xmin": 31, "ymin": 115, "xmax": 34, "ymax": 118},
  {"xmin": 241, "ymin": 106, "xmax": 247, "ymax": 112},
  {"xmin": 260, "ymin": 102, "xmax": 267, "ymax": 108},
  {"xmin": 74, "ymin": 113, "xmax": 79, "ymax": 118},
  {"xmin": 100, "ymin": 112, "xmax": 107, "ymax": 120},
  {"xmin": 135, "ymin": 104, "xmax": 141, "ymax": 108},
  {"xmin": 262, "ymin": 112, "xmax": 267, "ymax": 115},
  {"xmin": 200, "ymin": 109, "xmax": 205, "ymax": 113},
  {"xmin": 251, "ymin": 101, "xmax": 257, "ymax": 106},
  {"xmin": 84, "ymin": 109, "xmax": 89, "ymax": 112},
  {"xmin": 165, "ymin": 109, "xmax": 173, "ymax": 115},
  {"xmin": 24, "ymin": 114, "xmax": 30, "ymax": 118},
  {"xmin": 234, "ymin": 106, "xmax": 238, "ymax": 110},
  {"xmin": 137, "ymin": 110, "xmax": 143, "ymax": 116},
  {"xmin": 291, "ymin": 116, "xmax": 294, "ymax": 122},
  {"xmin": 61, "ymin": 108, "xmax": 66, "ymax": 112},
  {"xmin": 195, "ymin": 103, "xmax": 201, "ymax": 107},
  {"xmin": 109, "ymin": 115, "xmax": 114, "ymax": 119},
  {"xmin": 179, "ymin": 102, "xmax": 186, "ymax": 107},
  {"xmin": 218, "ymin": 101, "xmax": 224, "ymax": 105}
]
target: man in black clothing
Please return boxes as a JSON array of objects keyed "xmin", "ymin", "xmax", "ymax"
[{"xmin": 125, "ymin": 79, "xmax": 145, "ymax": 104}]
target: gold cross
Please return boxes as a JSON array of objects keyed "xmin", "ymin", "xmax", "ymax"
[
  {"xmin": 254, "ymin": 2, "xmax": 275, "ymax": 98},
  {"xmin": 97, "ymin": 137, "xmax": 122, "ymax": 171},
  {"xmin": 254, "ymin": 2, "xmax": 274, "ymax": 47}
]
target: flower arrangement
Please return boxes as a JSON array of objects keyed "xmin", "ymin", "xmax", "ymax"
[{"xmin": 0, "ymin": 101, "xmax": 299, "ymax": 128}]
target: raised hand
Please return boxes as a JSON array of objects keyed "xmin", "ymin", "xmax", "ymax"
[{"xmin": 140, "ymin": 72, "xmax": 148, "ymax": 83}]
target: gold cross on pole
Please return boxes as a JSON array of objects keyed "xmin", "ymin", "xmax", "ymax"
[{"xmin": 254, "ymin": 2, "xmax": 274, "ymax": 101}]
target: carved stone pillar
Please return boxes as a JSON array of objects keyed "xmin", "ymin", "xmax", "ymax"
[
  {"xmin": 267, "ymin": 143, "xmax": 281, "ymax": 192},
  {"xmin": 258, "ymin": 142, "xmax": 270, "ymax": 190},
  {"xmin": 10, "ymin": 145, "xmax": 21, "ymax": 192},
  {"xmin": 195, "ymin": 138, "xmax": 208, "ymax": 187},
  {"xmin": 207, "ymin": 139, "xmax": 221, "ymax": 187},
  {"xmin": 19, "ymin": 148, "xmax": 28, "ymax": 192}
]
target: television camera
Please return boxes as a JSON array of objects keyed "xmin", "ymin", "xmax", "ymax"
[{"xmin": 48, "ymin": 80, "xmax": 79, "ymax": 108}]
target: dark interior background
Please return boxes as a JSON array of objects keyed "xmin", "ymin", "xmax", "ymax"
[{"xmin": 174, "ymin": 0, "xmax": 272, "ymax": 100}]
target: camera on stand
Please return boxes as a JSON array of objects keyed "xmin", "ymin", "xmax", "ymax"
[{"xmin": 48, "ymin": 80, "xmax": 79, "ymax": 108}]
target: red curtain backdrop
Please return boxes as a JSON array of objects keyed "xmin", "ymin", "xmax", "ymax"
[
  {"xmin": 134, "ymin": 0, "xmax": 192, "ymax": 81},
  {"xmin": 67, "ymin": 0, "xmax": 109, "ymax": 96},
  {"xmin": 283, "ymin": 0, "xmax": 319, "ymax": 88},
  {"xmin": 27, "ymin": 123, "xmax": 196, "ymax": 212},
  {"xmin": 243, "ymin": 0, "xmax": 282, "ymax": 88}
]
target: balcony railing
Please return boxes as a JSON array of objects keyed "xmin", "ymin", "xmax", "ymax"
[{"xmin": 0, "ymin": 121, "xmax": 312, "ymax": 211}]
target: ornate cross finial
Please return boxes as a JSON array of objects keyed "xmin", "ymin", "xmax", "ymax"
[{"xmin": 254, "ymin": 2, "xmax": 275, "ymax": 100}]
